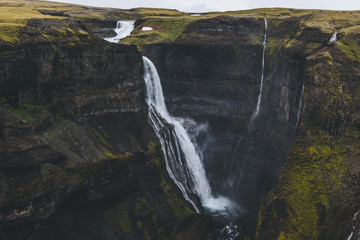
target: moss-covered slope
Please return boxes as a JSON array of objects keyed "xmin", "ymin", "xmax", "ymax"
[{"xmin": 255, "ymin": 15, "xmax": 360, "ymax": 240}]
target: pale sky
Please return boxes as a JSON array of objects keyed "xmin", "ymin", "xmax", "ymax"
[{"xmin": 48, "ymin": 0, "xmax": 359, "ymax": 12}]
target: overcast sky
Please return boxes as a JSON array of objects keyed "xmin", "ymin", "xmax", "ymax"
[{"xmin": 48, "ymin": 0, "xmax": 359, "ymax": 12}]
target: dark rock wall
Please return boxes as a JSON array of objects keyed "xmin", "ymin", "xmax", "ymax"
[
  {"xmin": 0, "ymin": 37, "xmax": 208, "ymax": 239},
  {"xmin": 256, "ymin": 30, "xmax": 360, "ymax": 239},
  {"xmin": 0, "ymin": 42, "xmax": 144, "ymax": 118},
  {"xmin": 143, "ymin": 17, "xmax": 305, "ymax": 223},
  {"xmin": 1, "ymin": 9, "xmax": 359, "ymax": 240}
]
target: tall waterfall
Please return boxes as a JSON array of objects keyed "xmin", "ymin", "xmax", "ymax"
[
  {"xmin": 104, "ymin": 20, "xmax": 135, "ymax": 43},
  {"xmin": 143, "ymin": 56, "xmax": 232, "ymax": 212},
  {"xmin": 249, "ymin": 18, "xmax": 268, "ymax": 130}
]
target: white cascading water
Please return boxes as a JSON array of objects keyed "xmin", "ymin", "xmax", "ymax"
[
  {"xmin": 248, "ymin": 18, "xmax": 268, "ymax": 130},
  {"xmin": 296, "ymin": 83, "xmax": 305, "ymax": 129},
  {"xmin": 143, "ymin": 56, "xmax": 232, "ymax": 212},
  {"xmin": 347, "ymin": 211, "xmax": 359, "ymax": 240},
  {"xmin": 329, "ymin": 31, "xmax": 338, "ymax": 44},
  {"xmin": 104, "ymin": 20, "xmax": 135, "ymax": 43}
]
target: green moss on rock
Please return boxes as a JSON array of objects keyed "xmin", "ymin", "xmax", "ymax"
[
  {"xmin": 104, "ymin": 203, "xmax": 132, "ymax": 236},
  {"xmin": 147, "ymin": 142, "xmax": 196, "ymax": 222},
  {"xmin": 256, "ymin": 30, "xmax": 360, "ymax": 239}
]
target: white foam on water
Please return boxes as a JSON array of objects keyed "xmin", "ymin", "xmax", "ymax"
[{"xmin": 104, "ymin": 20, "xmax": 135, "ymax": 43}]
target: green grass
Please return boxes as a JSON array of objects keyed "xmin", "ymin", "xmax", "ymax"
[
  {"xmin": 104, "ymin": 204, "xmax": 132, "ymax": 235},
  {"xmin": 301, "ymin": 11, "xmax": 360, "ymax": 33},
  {"xmin": 0, "ymin": 0, "xmax": 67, "ymax": 43},
  {"xmin": 256, "ymin": 38, "xmax": 359, "ymax": 239},
  {"xmin": 0, "ymin": 0, "xmax": 113, "ymax": 43},
  {"xmin": 122, "ymin": 17, "xmax": 193, "ymax": 48},
  {"xmin": 130, "ymin": 8, "xmax": 185, "ymax": 17},
  {"xmin": 1, "ymin": 0, "xmax": 360, "ymax": 48},
  {"xmin": 256, "ymin": 129, "xmax": 350, "ymax": 239}
]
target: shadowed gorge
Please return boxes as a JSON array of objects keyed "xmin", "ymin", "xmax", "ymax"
[
  {"xmin": 142, "ymin": 17, "xmax": 306, "ymax": 231},
  {"xmin": 0, "ymin": 1, "xmax": 360, "ymax": 239}
]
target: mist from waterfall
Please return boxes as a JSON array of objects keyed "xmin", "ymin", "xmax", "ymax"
[
  {"xmin": 142, "ymin": 56, "xmax": 234, "ymax": 213},
  {"xmin": 248, "ymin": 18, "xmax": 268, "ymax": 130},
  {"xmin": 104, "ymin": 20, "xmax": 135, "ymax": 43}
]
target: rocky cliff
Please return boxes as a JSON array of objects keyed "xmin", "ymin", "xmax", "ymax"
[
  {"xmin": 142, "ymin": 16, "xmax": 305, "ymax": 221},
  {"xmin": 130, "ymin": 9, "xmax": 360, "ymax": 239},
  {"xmin": 1, "ymin": 1, "xmax": 360, "ymax": 239},
  {"xmin": 0, "ymin": 2, "xmax": 210, "ymax": 239},
  {"xmin": 255, "ymin": 17, "xmax": 360, "ymax": 240}
]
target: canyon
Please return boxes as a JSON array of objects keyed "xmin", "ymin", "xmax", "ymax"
[{"xmin": 0, "ymin": 1, "xmax": 360, "ymax": 239}]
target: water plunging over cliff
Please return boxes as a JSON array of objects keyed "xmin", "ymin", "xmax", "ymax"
[
  {"xmin": 329, "ymin": 31, "xmax": 338, "ymax": 44},
  {"xmin": 142, "ymin": 56, "xmax": 233, "ymax": 213},
  {"xmin": 347, "ymin": 211, "xmax": 360, "ymax": 240},
  {"xmin": 248, "ymin": 18, "xmax": 268, "ymax": 130},
  {"xmin": 104, "ymin": 20, "xmax": 135, "ymax": 43},
  {"xmin": 296, "ymin": 83, "xmax": 305, "ymax": 129}
]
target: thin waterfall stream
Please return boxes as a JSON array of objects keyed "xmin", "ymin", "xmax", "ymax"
[
  {"xmin": 347, "ymin": 211, "xmax": 359, "ymax": 240},
  {"xmin": 248, "ymin": 18, "xmax": 268, "ymax": 131},
  {"xmin": 296, "ymin": 83, "xmax": 305, "ymax": 129},
  {"xmin": 231, "ymin": 18, "xmax": 268, "ymax": 198}
]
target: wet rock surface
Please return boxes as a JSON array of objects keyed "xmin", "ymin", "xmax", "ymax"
[
  {"xmin": 143, "ymin": 16, "xmax": 305, "ymax": 228},
  {"xmin": 0, "ymin": 19, "xmax": 209, "ymax": 239}
]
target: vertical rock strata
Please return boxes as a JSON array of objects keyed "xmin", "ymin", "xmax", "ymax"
[{"xmin": 256, "ymin": 24, "xmax": 360, "ymax": 240}]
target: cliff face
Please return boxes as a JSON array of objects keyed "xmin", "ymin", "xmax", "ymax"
[
  {"xmin": 255, "ymin": 23, "xmax": 360, "ymax": 240},
  {"xmin": 142, "ymin": 16, "xmax": 305, "ymax": 227},
  {"xmin": 135, "ymin": 11, "xmax": 360, "ymax": 238},
  {"xmin": 1, "ymin": 1, "xmax": 360, "ymax": 239},
  {"xmin": 0, "ymin": 9, "xmax": 209, "ymax": 239},
  {"xmin": 0, "ymin": 22, "xmax": 144, "ymax": 116}
]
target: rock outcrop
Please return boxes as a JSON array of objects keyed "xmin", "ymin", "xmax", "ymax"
[{"xmin": 0, "ymin": 9, "xmax": 209, "ymax": 239}]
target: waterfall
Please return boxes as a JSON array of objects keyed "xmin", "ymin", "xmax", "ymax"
[
  {"xmin": 296, "ymin": 83, "xmax": 305, "ymax": 129},
  {"xmin": 104, "ymin": 20, "xmax": 135, "ymax": 43},
  {"xmin": 248, "ymin": 18, "xmax": 268, "ymax": 130},
  {"xmin": 329, "ymin": 31, "xmax": 337, "ymax": 44},
  {"xmin": 143, "ymin": 56, "xmax": 232, "ymax": 212},
  {"xmin": 347, "ymin": 211, "xmax": 359, "ymax": 240}
]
